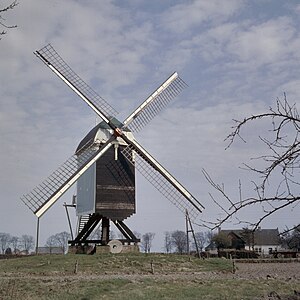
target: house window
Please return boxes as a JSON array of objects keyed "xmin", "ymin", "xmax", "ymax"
[{"xmin": 269, "ymin": 248, "xmax": 273, "ymax": 254}]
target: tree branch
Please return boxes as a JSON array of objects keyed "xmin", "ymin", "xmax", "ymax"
[{"xmin": 203, "ymin": 96, "xmax": 300, "ymax": 231}]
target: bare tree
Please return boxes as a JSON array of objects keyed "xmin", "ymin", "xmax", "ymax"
[
  {"xmin": 10, "ymin": 236, "xmax": 19, "ymax": 254},
  {"xmin": 0, "ymin": 232, "xmax": 11, "ymax": 254},
  {"xmin": 21, "ymin": 234, "xmax": 34, "ymax": 253},
  {"xmin": 193, "ymin": 232, "xmax": 207, "ymax": 252},
  {"xmin": 0, "ymin": 1, "xmax": 18, "ymax": 40},
  {"xmin": 141, "ymin": 232, "xmax": 155, "ymax": 253},
  {"xmin": 205, "ymin": 230, "xmax": 214, "ymax": 246},
  {"xmin": 45, "ymin": 235, "xmax": 57, "ymax": 254},
  {"xmin": 164, "ymin": 231, "xmax": 173, "ymax": 253},
  {"xmin": 54, "ymin": 231, "xmax": 71, "ymax": 254},
  {"xmin": 171, "ymin": 230, "xmax": 187, "ymax": 254},
  {"xmin": 203, "ymin": 96, "xmax": 300, "ymax": 231}
]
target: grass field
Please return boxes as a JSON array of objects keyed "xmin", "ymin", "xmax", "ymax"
[{"xmin": 0, "ymin": 253, "xmax": 299, "ymax": 299}]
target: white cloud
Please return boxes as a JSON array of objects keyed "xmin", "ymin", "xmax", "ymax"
[
  {"xmin": 277, "ymin": 80, "xmax": 300, "ymax": 100},
  {"xmin": 162, "ymin": 0, "xmax": 244, "ymax": 33},
  {"xmin": 226, "ymin": 17, "xmax": 296, "ymax": 66}
]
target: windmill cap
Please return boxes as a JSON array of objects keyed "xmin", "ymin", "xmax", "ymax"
[{"xmin": 75, "ymin": 117, "xmax": 130, "ymax": 153}]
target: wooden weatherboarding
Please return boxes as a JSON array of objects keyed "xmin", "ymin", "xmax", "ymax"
[{"xmin": 21, "ymin": 44, "xmax": 204, "ymax": 253}]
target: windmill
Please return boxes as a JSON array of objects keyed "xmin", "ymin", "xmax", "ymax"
[{"xmin": 21, "ymin": 44, "xmax": 204, "ymax": 253}]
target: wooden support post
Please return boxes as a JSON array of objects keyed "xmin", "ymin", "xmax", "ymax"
[
  {"xmin": 185, "ymin": 210, "xmax": 190, "ymax": 255},
  {"xmin": 101, "ymin": 217, "xmax": 110, "ymax": 245},
  {"xmin": 74, "ymin": 260, "xmax": 78, "ymax": 274},
  {"xmin": 150, "ymin": 259, "xmax": 155, "ymax": 274},
  {"xmin": 64, "ymin": 202, "xmax": 74, "ymax": 240},
  {"xmin": 35, "ymin": 217, "xmax": 40, "ymax": 255},
  {"xmin": 186, "ymin": 210, "xmax": 201, "ymax": 258}
]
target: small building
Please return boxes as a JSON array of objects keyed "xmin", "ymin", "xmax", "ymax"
[
  {"xmin": 219, "ymin": 228, "xmax": 281, "ymax": 255},
  {"xmin": 253, "ymin": 229, "xmax": 282, "ymax": 255}
]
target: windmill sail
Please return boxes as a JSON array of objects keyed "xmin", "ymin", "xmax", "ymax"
[
  {"xmin": 21, "ymin": 139, "xmax": 115, "ymax": 218},
  {"xmin": 35, "ymin": 44, "xmax": 118, "ymax": 123},
  {"xmin": 123, "ymin": 72, "xmax": 187, "ymax": 132},
  {"xmin": 121, "ymin": 137, "xmax": 204, "ymax": 221}
]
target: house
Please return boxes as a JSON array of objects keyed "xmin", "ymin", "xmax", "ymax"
[
  {"xmin": 252, "ymin": 228, "xmax": 282, "ymax": 254},
  {"xmin": 219, "ymin": 228, "xmax": 281, "ymax": 255}
]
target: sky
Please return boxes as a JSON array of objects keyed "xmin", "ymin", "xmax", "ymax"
[{"xmin": 1, "ymin": 0, "xmax": 300, "ymax": 252}]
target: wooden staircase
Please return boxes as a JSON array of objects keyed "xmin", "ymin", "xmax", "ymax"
[{"xmin": 77, "ymin": 215, "xmax": 90, "ymax": 235}]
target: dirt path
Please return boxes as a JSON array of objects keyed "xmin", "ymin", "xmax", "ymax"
[
  {"xmin": 234, "ymin": 262, "xmax": 300, "ymax": 280},
  {"xmin": 1, "ymin": 262, "xmax": 299, "ymax": 282}
]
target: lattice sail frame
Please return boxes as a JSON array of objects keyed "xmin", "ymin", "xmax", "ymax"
[
  {"xmin": 35, "ymin": 44, "xmax": 118, "ymax": 119},
  {"xmin": 21, "ymin": 139, "xmax": 115, "ymax": 217},
  {"xmin": 123, "ymin": 73, "xmax": 188, "ymax": 133},
  {"xmin": 121, "ymin": 142, "xmax": 203, "ymax": 221}
]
